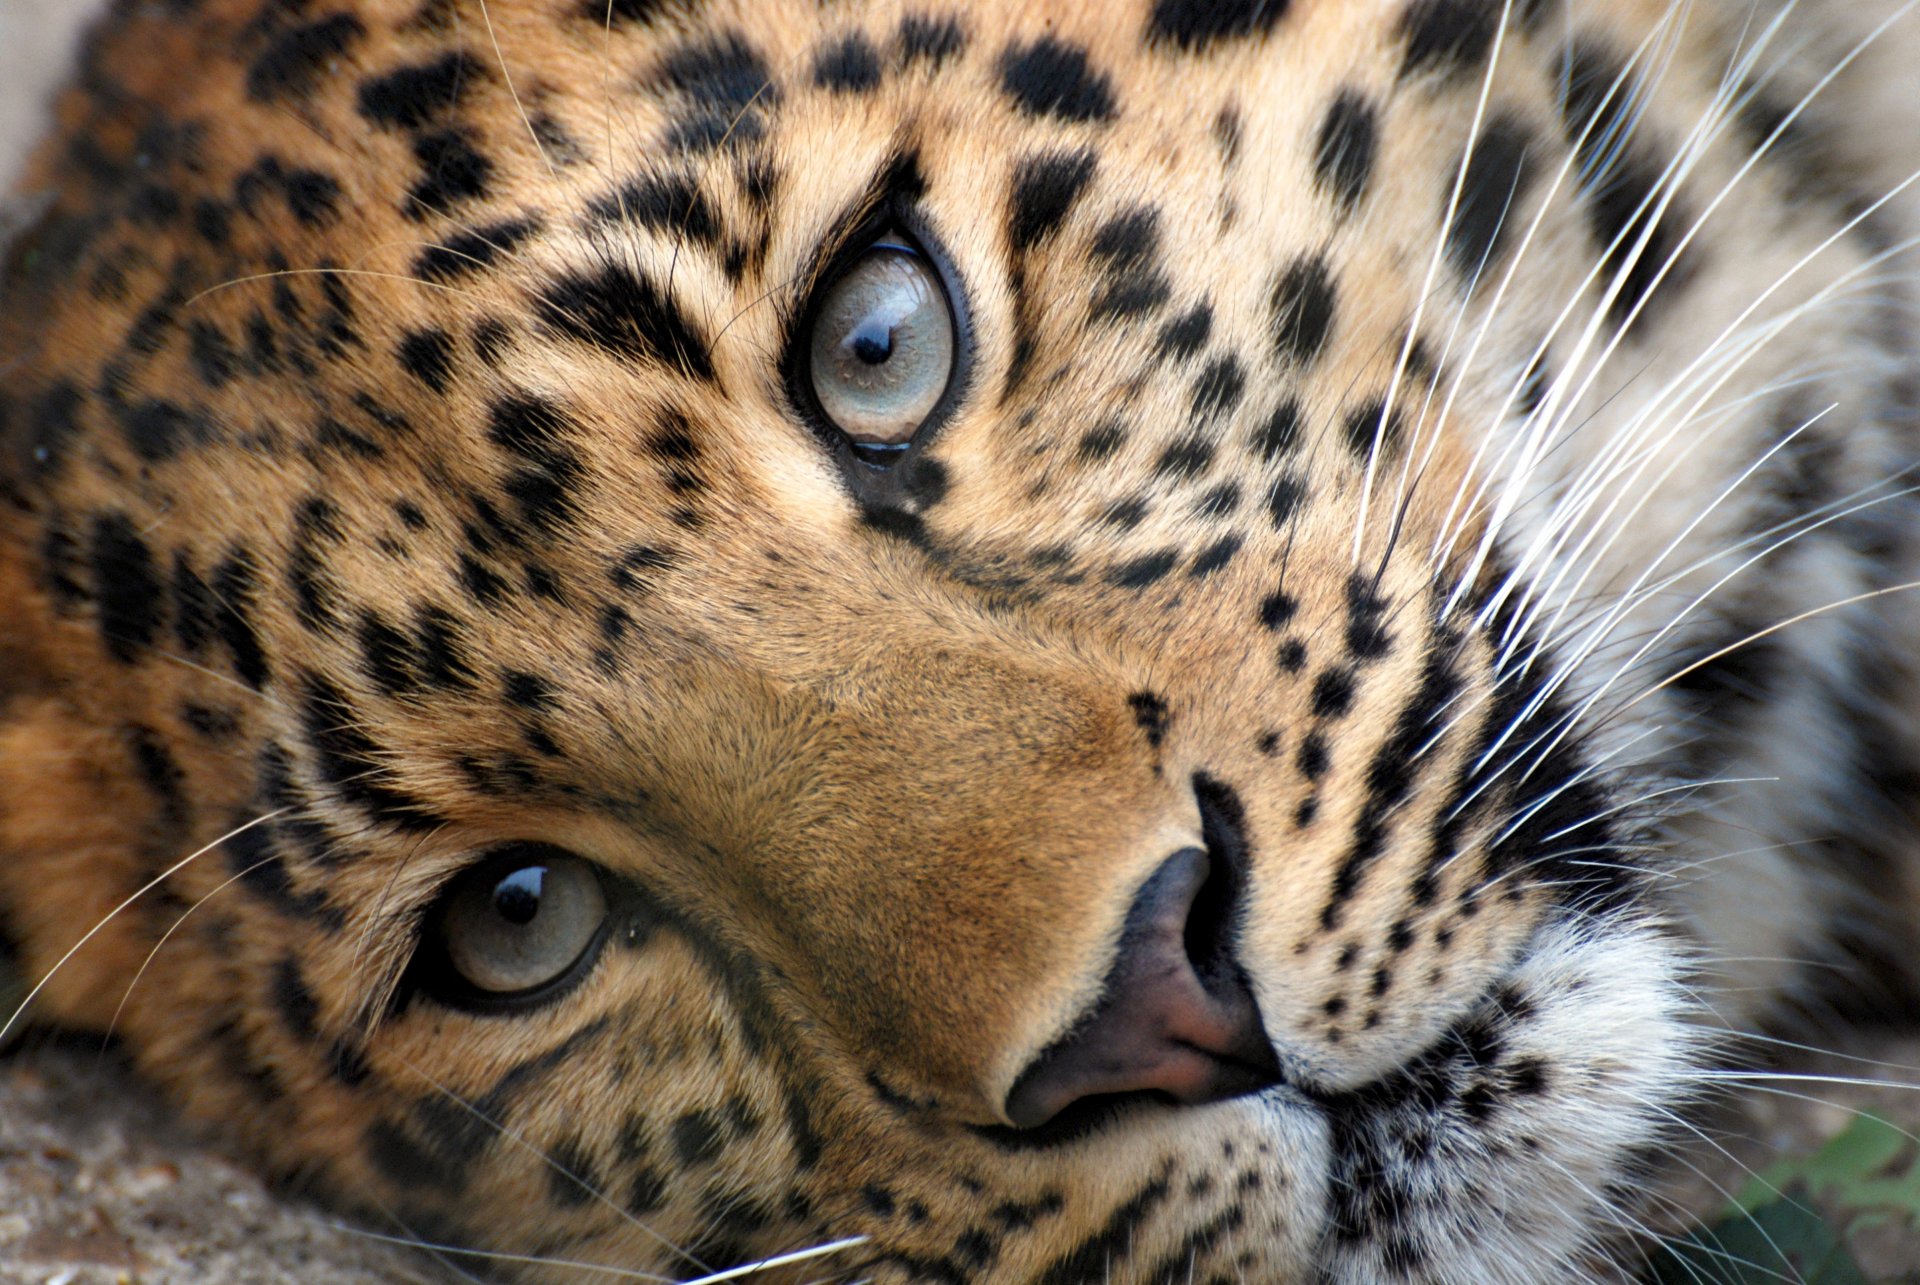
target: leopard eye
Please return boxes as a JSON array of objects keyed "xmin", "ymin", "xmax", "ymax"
[
  {"xmin": 807, "ymin": 240, "xmax": 955, "ymax": 451},
  {"xmin": 434, "ymin": 844, "xmax": 609, "ymax": 1000}
]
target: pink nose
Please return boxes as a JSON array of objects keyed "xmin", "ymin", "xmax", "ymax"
[{"xmin": 1004, "ymin": 847, "xmax": 1281, "ymax": 1129}]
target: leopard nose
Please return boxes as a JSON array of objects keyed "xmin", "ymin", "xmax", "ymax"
[{"xmin": 1003, "ymin": 846, "xmax": 1281, "ymax": 1129}]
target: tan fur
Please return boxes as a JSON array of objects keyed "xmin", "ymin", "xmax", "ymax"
[{"xmin": 1, "ymin": 0, "xmax": 1916, "ymax": 1279}]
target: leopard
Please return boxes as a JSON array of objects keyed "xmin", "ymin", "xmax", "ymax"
[{"xmin": 4, "ymin": 0, "xmax": 1920, "ymax": 1280}]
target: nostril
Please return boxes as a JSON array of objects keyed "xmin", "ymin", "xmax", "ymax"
[
  {"xmin": 1003, "ymin": 799, "xmax": 1280, "ymax": 1130},
  {"xmin": 1186, "ymin": 772, "xmax": 1252, "ymax": 993}
]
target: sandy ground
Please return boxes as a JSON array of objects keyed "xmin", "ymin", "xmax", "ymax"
[
  {"xmin": 0, "ymin": 1041, "xmax": 442, "ymax": 1285},
  {"xmin": 0, "ymin": 0, "xmax": 102, "ymax": 192}
]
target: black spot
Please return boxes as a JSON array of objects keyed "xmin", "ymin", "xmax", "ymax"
[
  {"xmin": 1192, "ymin": 481, "xmax": 1241, "ymax": 519},
  {"xmin": 127, "ymin": 724, "xmax": 189, "ymax": 830},
  {"xmin": 488, "ymin": 393, "xmax": 575, "ymax": 459},
  {"xmin": 1108, "ymin": 549, "xmax": 1179, "ymax": 589},
  {"xmin": 39, "ymin": 517, "xmax": 89, "ymax": 612},
  {"xmin": 357, "ymin": 50, "xmax": 489, "ymax": 130},
  {"xmin": 397, "ymin": 327, "xmax": 456, "ymax": 393},
  {"xmin": 1666, "ymin": 620, "xmax": 1784, "ymax": 715},
  {"xmin": 1398, "ymin": 0, "xmax": 1500, "ymax": 78},
  {"xmin": 655, "ymin": 32, "xmax": 780, "ymax": 153},
  {"xmin": 1312, "ymin": 668, "xmax": 1358, "ymax": 718},
  {"xmin": 1090, "ymin": 207, "xmax": 1159, "ymax": 268},
  {"xmin": 546, "ymin": 1137, "xmax": 603, "ymax": 1208},
  {"xmin": 1345, "ymin": 574, "xmax": 1395, "ymax": 660},
  {"xmin": 1278, "ymin": 638, "xmax": 1308, "ymax": 673},
  {"xmin": 1191, "ymin": 355, "xmax": 1246, "ymax": 420},
  {"xmin": 300, "ymin": 674, "xmax": 446, "ymax": 831},
  {"xmin": 814, "ymin": 33, "xmax": 884, "ymax": 92},
  {"xmin": 538, "ymin": 264, "xmax": 714, "ymax": 379},
  {"xmin": 288, "ymin": 496, "xmax": 343, "ymax": 632},
  {"xmin": 1077, "ymin": 419, "xmax": 1126, "ymax": 462},
  {"xmin": 1342, "ymin": 396, "xmax": 1405, "ymax": 458},
  {"xmin": 116, "ymin": 398, "xmax": 195, "ymax": 462},
  {"xmin": 1269, "ymin": 255, "xmax": 1337, "ymax": 365},
  {"xmin": 1518, "ymin": 349, "xmax": 1552, "ymax": 413},
  {"xmin": 182, "ymin": 703, "xmax": 239, "ymax": 741},
  {"xmin": 1556, "ymin": 40, "xmax": 1693, "ymax": 328},
  {"xmin": 248, "ymin": 13, "xmax": 365, "ymax": 102},
  {"xmin": 1447, "ymin": 116, "xmax": 1537, "ymax": 279},
  {"xmin": 587, "ymin": 172, "xmax": 722, "ymax": 247},
  {"xmin": 470, "ymin": 317, "xmax": 514, "ymax": 366},
  {"xmin": 1297, "ymin": 731, "xmax": 1329, "ymax": 781},
  {"xmin": 671, "ymin": 1110, "xmax": 726, "ymax": 1167},
  {"xmin": 503, "ymin": 670, "xmax": 555, "ymax": 713},
  {"xmin": 90, "ymin": 514, "xmax": 163, "ymax": 663},
  {"xmin": 1128, "ymin": 692, "xmax": 1170, "ymax": 748},
  {"xmin": 1266, "ymin": 474, "xmax": 1307, "ymax": 526},
  {"xmin": 171, "ymin": 554, "xmax": 212, "ymax": 653},
  {"xmin": 1031, "ymin": 1176, "xmax": 1169, "ymax": 1285},
  {"xmin": 1090, "ymin": 274, "xmax": 1172, "ymax": 322},
  {"xmin": 998, "ymin": 37, "xmax": 1116, "ymax": 123},
  {"xmin": 1009, "ymin": 149, "xmax": 1097, "ymax": 251},
  {"xmin": 1190, "ymin": 535, "xmax": 1243, "ymax": 578},
  {"xmin": 272, "ymin": 956, "xmax": 320, "ymax": 1042},
  {"xmin": 414, "ymin": 216, "xmax": 539, "ymax": 282},
  {"xmin": 587, "ymin": 0, "xmax": 674, "ymax": 22},
  {"xmin": 903, "ymin": 456, "xmax": 950, "ymax": 508},
  {"xmin": 406, "ymin": 129, "xmax": 493, "ymax": 219},
  {"xmin": 898, "ymin": 14, "xmax": 967, "ymax": 66},
  {"xmin": 1156, "ymin": 304, "xmax": 1213, "ymax": 362},
  {"xmin": 1252, "ymin": 399, "xmax": 1303, "ymax": 460},
  {"xmin": 1155, "ymin": 437, "xmax": 1213, "ymax": 479},
  {"xmin": 358, "ymin": 612, "xmax": 417, "ymax": 696},
  {"xmin": 187, "ymin": 322, "xmax": 239, "ymax": 389},
  {"xmin": 625, "ymin": 1164, "xmax": 668, "ymax": 1214},
  {"xmin": 1313, "ymin": 91, "xmax": 1378, "ymax": 210},
  {"xmin": 415, "ymin": 608, "xmax": 476, "ymax": 690},
  {"xmin": 610, "ymin": 543, "xmax": 677, "ymax": 592},
  {"xmin": 1260, "ymin": 589, "xmax": 1299, "ymax": 631},
  {"xmin": 281, "ymin": 169, "xmax": 343, "ymax": 228},
  {"xmin": 644, "ymin": 411, "xmax": 702, "ymax": 464},
  {"xmin": 211, "ymin": 550, "xmax": 272, "ymax": 689},
  {"xmin": 1146, "ymin": 0, "xmax": 1289, "ymax": 50},
  {"xmin": 1321, "ymin": 646, "xmax": 1462, "ymax": 926},
  {"xmin": 316, "ymin": 416, "xmax": 383, "ymax": 460}
]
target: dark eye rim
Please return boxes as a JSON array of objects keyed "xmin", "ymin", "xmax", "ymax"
[
  {"xmin": 406, "ymin": 842, "xmax": 617, "ymax": 1017},
  {"xmin": 782, "ymin": 201, "xmax": 974, "ymax": 483}
]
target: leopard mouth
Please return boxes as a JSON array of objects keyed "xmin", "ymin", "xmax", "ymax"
[
  {"xmin": 976, "ymin": 898, "xmax": 1695, "ymax": 1153},
  {"xmin": 999, "ymin": 910, "xmax": 1697, "ymax": 1281}
]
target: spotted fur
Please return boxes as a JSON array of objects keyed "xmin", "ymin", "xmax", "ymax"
[{"xmin": 3, "ymin": 0, "xmax": 1920, "ymax": 1280}]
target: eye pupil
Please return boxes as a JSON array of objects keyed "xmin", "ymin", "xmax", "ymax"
[
  {"xmin": 493, "ymin": 866, "xmax": 545, "ymax": 926},
  {"xmin": 849, "ymin": 322, "xmax": 893, "ymax": 366}
]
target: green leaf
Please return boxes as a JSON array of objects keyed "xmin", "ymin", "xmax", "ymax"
[
  {"xmin": 1734, "ymin": 1114, "xmax": 1915, "ymax": 1216},
  {"xmin": 1647, "ymin": 1191, "xmax": 1871, "ymax": 1285}
]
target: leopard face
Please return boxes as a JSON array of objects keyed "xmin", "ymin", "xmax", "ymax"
[{"xmin": 3, "ymin": 0, "xmax": 1918, "ymax": 1280}]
